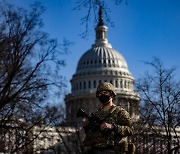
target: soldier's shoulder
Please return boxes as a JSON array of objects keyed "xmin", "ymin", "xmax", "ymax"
[
  {"xmin": 113, "ymin": 105, "xmax": 130, "ymax": 117},
  {"xmin": 114, "ymin": 105, "xmax": 127, "ymax": 112}
]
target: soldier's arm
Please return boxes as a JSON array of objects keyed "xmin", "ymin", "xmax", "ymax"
[{"xmin": 113, "ymin": 107, "xmax": 133, "ymax": 137}]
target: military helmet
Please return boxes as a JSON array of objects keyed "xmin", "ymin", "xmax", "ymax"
[{"xmin": 96, "ymin": 82, "xmax": 116, "ymax": 98}]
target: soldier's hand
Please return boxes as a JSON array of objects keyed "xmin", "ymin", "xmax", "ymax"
[{"xmin": 100, "ymin": 122, "xmax": 114, "ymax": 131}]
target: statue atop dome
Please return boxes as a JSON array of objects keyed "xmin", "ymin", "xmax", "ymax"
[{"xmin": 97, "ymin": 5, "xmax": 105, "ymax": 26}]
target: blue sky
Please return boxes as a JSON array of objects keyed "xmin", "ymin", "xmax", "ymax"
[{"xmin": 8, "ymin": 0, "xmax": 180, "ymax": 93}]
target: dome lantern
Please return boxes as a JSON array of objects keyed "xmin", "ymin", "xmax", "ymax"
[{"xmin": 94, "ymin": 6, "xmax": 112, "ymax": 48}]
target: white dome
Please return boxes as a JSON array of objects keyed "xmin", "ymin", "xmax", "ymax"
[
  {"xmin": 77, "ymin": 46, "xmax": 128, "ymax": 71},
  {"xmin": 70, "ymin": 9, "xmax": 135, "ymax": 94}
]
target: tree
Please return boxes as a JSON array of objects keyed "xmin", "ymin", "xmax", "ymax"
[
  {"xmin": 0, "ymin": 2, "xmax": 69, "ymax": 153},
  {"xmin": 135, "ymin": 57, "xmax": 180, "ymax": 153}
]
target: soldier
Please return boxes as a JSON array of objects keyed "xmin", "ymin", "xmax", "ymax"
[{"xmin": 82, "ymin": 82, "xmax": 134, "ymax": 154}]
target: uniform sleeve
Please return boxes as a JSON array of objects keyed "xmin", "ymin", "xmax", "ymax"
[{"xmin": 113, "ymin": 107, "xmax": 133, "ymax": 137}]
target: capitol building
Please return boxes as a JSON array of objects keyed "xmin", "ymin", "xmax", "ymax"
[
  {"xmin": 65, "ymin": 7, "xmax": 140, "ymax": 125},
  {"xmin": 1, "ymin": 5, "xmax": 180, "ymax": 154}
]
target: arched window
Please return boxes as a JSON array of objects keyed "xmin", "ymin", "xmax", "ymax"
[
  {"xmin": 120, "ymin": 80, "xmax": 123, "ymax": 88},
  {"xmin": 115, "ymin": 80, "xmax": 118, "ymax": 88},
  {"xmin": 94, "ymin": 80, "xmax": 96, "ymax": 88},
  {"xmin": 88, "ymin": 81, "xmax": 91, "ymax": 89}
]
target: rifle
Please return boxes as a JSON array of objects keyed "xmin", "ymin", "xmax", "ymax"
[
  {"xmin": 77, "ymin": 108, "xmax": 115, "ymax": 146},
  {"xmin": 77, "ymin": 108, "xmax": 101, "ymax": 131}
]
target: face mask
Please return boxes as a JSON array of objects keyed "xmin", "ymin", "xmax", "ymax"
[{"xmin": 99, "ymin": 94, "xmax": 110, "ymax": 104}]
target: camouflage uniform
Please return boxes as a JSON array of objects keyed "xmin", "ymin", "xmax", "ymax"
[
  {"xmin": 83, "ymin": 105, "xmax": 133, "ymax": 154},
  {"xmin": 83, "ymin": 82, "xmax": 133, "ymax": 154}
]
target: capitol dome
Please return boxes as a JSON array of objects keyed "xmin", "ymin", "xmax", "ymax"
[
  {"xmin": 77, "ymin": 45, "xmax": 128, "ymax": 72},
  {"xmin": 76, "ymin": 8, "xmax": 128, "ymax": 73},
  {"xmin": 71, "ymin": 7, "xmax": 134, "ymax": 95},
  {"xmin": 65, "ymin": 6, "xmax": 140, "ymax": 123}
]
